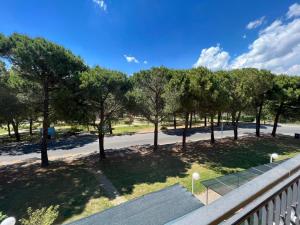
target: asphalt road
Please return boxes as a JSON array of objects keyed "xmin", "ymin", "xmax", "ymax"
[{"xmin": 1, "ymin": 123, "xmax": 299, "ymax": 164}]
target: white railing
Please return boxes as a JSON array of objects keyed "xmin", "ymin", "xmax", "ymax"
[{"xmin": 167, "ymin": 154, "xmax": 300, "ymax": 225}]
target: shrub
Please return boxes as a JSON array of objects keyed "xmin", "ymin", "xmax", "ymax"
[
  {"xmin": 19, "ymin": 205, "xmax": 59, "ymax": 225},
  {"xmin": 0, "ymin": 211, "xmax": 7, "ymax": 222},
  {"xmin": 240, "ymin": 115, "xmax": 255, "ymax": 122}
]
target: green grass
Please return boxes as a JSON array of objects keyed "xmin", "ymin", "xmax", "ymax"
[
  {"xmin": 0, "ymin": 161, "xmax": 113, "ymax": 224},
  {"xmin": 98, "ymin": 135, "xmax": 300, "ymax": 199},
  {"xmin": 112, "ymin": 124, "xmax": 153, "ymax": 134}
]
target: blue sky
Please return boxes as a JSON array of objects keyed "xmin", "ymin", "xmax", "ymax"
[{"xmin": 1, "ymin": 0, "xmax": 300, "ymax": 75}]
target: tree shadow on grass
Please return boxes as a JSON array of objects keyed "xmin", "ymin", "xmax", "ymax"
[
  {"xmin": 98, "ymin": 147, "xmax": 192, "ymax": 198},
  {"xmin": 98, "ymin": 134, "xmax": 299, "ymax": 197},
  {"xmin": 180, "ymin": 134, "xmax": 300, "ymax": 174},
  {"xmin": 0, "ymin": 159, "xmax": 112, "ymax": 224}
]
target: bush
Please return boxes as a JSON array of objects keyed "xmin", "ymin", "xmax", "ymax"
[
  {"xmin": 240, "ymin": 115, "xmax": 255, "ymax": 122},
  {"xmin": 0, "ymin": 211, "xmax": 7, "ymax": 222},
  {"xmin": 19, "ymin": 205, "xmax": 59, "ymax": 225}
]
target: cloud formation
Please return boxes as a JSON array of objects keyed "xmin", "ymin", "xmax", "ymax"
[
  {"xmin": 193, "ymin": 45, "xmax": 230, "ymax": 71},
  {"xmin": 124, "ymin": 55, "xmax": 139, "ymax": 63},
  {"xmin": 246, "ymin": 16, "xmax": 265, "ymax": 30},
  {"xmin": 93, "ymin": 0, "xmax": 107, "ymax": 11},
  {"xmin": 194, "ymin": 3, "xmax": 300, "ymax": 75},
  {"xmin": 287, "ymin": 3, "xmax": 300, "ymax": 19}
]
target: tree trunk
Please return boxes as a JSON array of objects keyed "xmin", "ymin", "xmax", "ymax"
[
  {"xmin": 217, "ymin": 111, "xmax": 221, "ymax": 126},
  {"xmin": 7, "ymin": 122, "xmax": 11, "ymax": 137},
  {"xmin": 233, "ymin": 111, "xmax": 241, "ymax": 140},
  {"xmin": 182, "ymin": 112, "xmax": 189, "ymax": 150},
  {"xmin": 256, "ymin": 103, "xmax": 263, "ymax": 137},
  {"xmin": 108, "ymin": 120, "xmax": 113, "ymax": 135},
  {"xmin": 173, "ymin": 114, "xmax": 176, "ymax": 130},
  {"xmin": 189, "ymin": 112, "xmax": 193, "ymax": 129},
  {"xmin": 11, "ymin": 120, "xmax": 20, "ymax": 141},
  {"xmin": 272, "ymin": 103, "xmax": 283, "ymax": 137},
  {"xmin": 210, "ymin": 115, "xmax": 215, "ymax": 144},
  {"xmin": 98, "ymin": 130, "xmax": 105, "ymax": 160},
  {"xmin": 204, "ymin": 116, "xmax": 207, "ymax": 127},
  {"xmin": 41, "ymin": 77, "xmax": 49, "ymax": 167},
  {"xmin": 99, "ymin": 108, "xmax": 106, "ymax": 160},
  {"xmin": 29, "ymin": 118, "xmax": 33, "ymax": 135},
  {"xmin": 154, "ymin": 119, "xmax": 158, "ymax": 151}
]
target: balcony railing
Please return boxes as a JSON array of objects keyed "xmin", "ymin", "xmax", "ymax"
[{"xmin": 167, "ymin": 154, "xmax": 300, "ymax": 225}]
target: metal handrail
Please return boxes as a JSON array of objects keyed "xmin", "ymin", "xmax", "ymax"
[{"xmin": 166, "ymin": 154, "xmax": 300, "ymax": 225}]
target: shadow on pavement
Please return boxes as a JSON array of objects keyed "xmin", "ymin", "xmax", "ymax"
[{"xmin": 0, "ymin": 134, "xmax": 98, "ymax": 156}]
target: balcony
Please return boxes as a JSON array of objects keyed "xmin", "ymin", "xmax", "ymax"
[{"xmin": 167, "ymin": 154, "xmax": 300, "ymax": 225}]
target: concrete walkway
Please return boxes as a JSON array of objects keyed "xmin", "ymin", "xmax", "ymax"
[{"xmin": 94, "ymin": 169, "xmax": 127, "ymax": 205}]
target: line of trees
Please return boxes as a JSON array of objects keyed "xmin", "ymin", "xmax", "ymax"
[{"xmin": 0, "ymin": 33, "xmax": 300, "ymax": 167}]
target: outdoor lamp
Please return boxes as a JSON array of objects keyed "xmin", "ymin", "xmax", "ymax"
[
  {"xmin": 0, "ymin": 217, "xmax": 16, "ymax": 225},
  {"xmin": 270, "ymin": 153, "xmax": 279, "ymax": 163},
  {"xmin": 192, "ymin": 172, "xmax": 200, "ymax": 194}
]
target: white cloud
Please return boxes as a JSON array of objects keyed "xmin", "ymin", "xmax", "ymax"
[
  {"xmin": 193, "ymin": 45, "xmax": 230, "ymax": 71},
  {"xmin": 287, "ymin": 3, "xmax": 300, "ymax": 19},
  {"xmin": 231, "ymin": 18, "xmax": 300, "ymax": 75},
  {"xmin": 246, "ymin": 16, "xmax": 265, "ymax": 30},
  {"xmin": 242, "ymin": 34, "xmax": 247, "ymax": 39},
  {"xmin": 143, "ymin": 60, "xmax": 148, "ymax": 64},
  {"xmin": 93, "ymin": 0, "xmax": 107, "ymax": 11},
  {"xmin": 124, "ymin": 55, "xmax": 139, "ymax": 63},
  {"xmin": 194, "ymin": 3, "xmax": 300, "ymax": 75}
]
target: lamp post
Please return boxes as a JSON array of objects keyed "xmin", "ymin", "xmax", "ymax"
[
  {"xmin": 192, "ymin": 172, "xmax": 200, "ymax": 194},
  {"xmin": 270, "ymin": 153, "xmax": 279, "ymax": 163}
]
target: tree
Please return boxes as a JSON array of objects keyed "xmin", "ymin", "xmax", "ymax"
[
  {"xmin": 0, "ymin": 33, "xmax": 86, "ymax": 167},
  {"xmin": 131, "ymin": 67, "xmax": 171, "ymax": 151},
  {"xmin": 226, "ymin": 69, "xmax": 250, "ymax": 140},
  {"xmin": 269, "ymin": 75, "xmax": 300, "ymax": 137},
  {"xmin": 79, "ymin": 66, "xmax": 129, "ymax": 160},
  {"xmin": 164, "ymin": 69, "xmax": 194, "ymax": 150},
  {"xmin": 241, "ymin": 68, "xmax": 274, "ymax": 137},
  {"xmin": 0, "ymin": 72, "xmax": 26, "ymax": 141},
  {"xmin": 6, "ymin": 69, "xmax": 42, "ymax": 136},
  {"xmin": 191, "ymin": 67, "xmax": 229, "ymax": 144}
]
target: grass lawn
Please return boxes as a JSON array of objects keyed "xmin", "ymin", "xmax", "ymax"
[
  {"xmin": 0, "ymin": 160, "xmax": 113, "ymax": 224},
  {"xmin": 0, "ymin": 135, "xmax": 299, "ymax": 224},
  {"xmin": 98, "ymin": 135, "xmax": 300, "ymax": 199}
]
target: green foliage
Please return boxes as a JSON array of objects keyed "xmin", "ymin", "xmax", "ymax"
[
  {"xmin": 240, "ymin": 68, "xmax": 274, "ymax": 107},
  {"xmin": 0, "ymin": 211, "xmax": 7, "ymax": 222},
  {"xmin": 190, "ymin": 67, "xmax": 228, "ymax": 116},
  {"xmin": 19, "ymin": 206, "xmax": 59, "ymax": 225},
  {"xmin": 79, "ymin": 66, "xmax": 129, "ymax": 128},
  {"xmin": 130, "ymin": 67, "xmax": 171, "ymax": 123},
  {"xmin": 164, "ymin": 69, "xmax": 194, "ymax": 114}
]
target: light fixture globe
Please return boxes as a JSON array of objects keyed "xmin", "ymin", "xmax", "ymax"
[
  {"xmin": 1, "ymin": 217, "xmax": 16, "ymax": 225},
  {"xmin": 192, "ymin": 172, "xmax": 200, "ymax": 180},
  {"xmin": 270, "ymin": 153, "xmax": 279, "ymax": 163}
]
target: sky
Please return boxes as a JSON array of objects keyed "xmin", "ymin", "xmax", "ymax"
[{"xmin": 1, "ymin": 0, "xmax": 300, "ymax": 75}]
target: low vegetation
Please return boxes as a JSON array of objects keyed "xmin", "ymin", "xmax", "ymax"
[{"xmin": 19, "ymin": 206, "xmax": 59, "ymax": 225}]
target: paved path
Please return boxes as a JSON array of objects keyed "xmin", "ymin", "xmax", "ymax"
[
  {"xmin": 93, "ymin": 169, "xmax": 127, "ymax": 205},
  {"xmin": 1, "ymin": 123, "xmax": 299, "ymax": 165}
]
